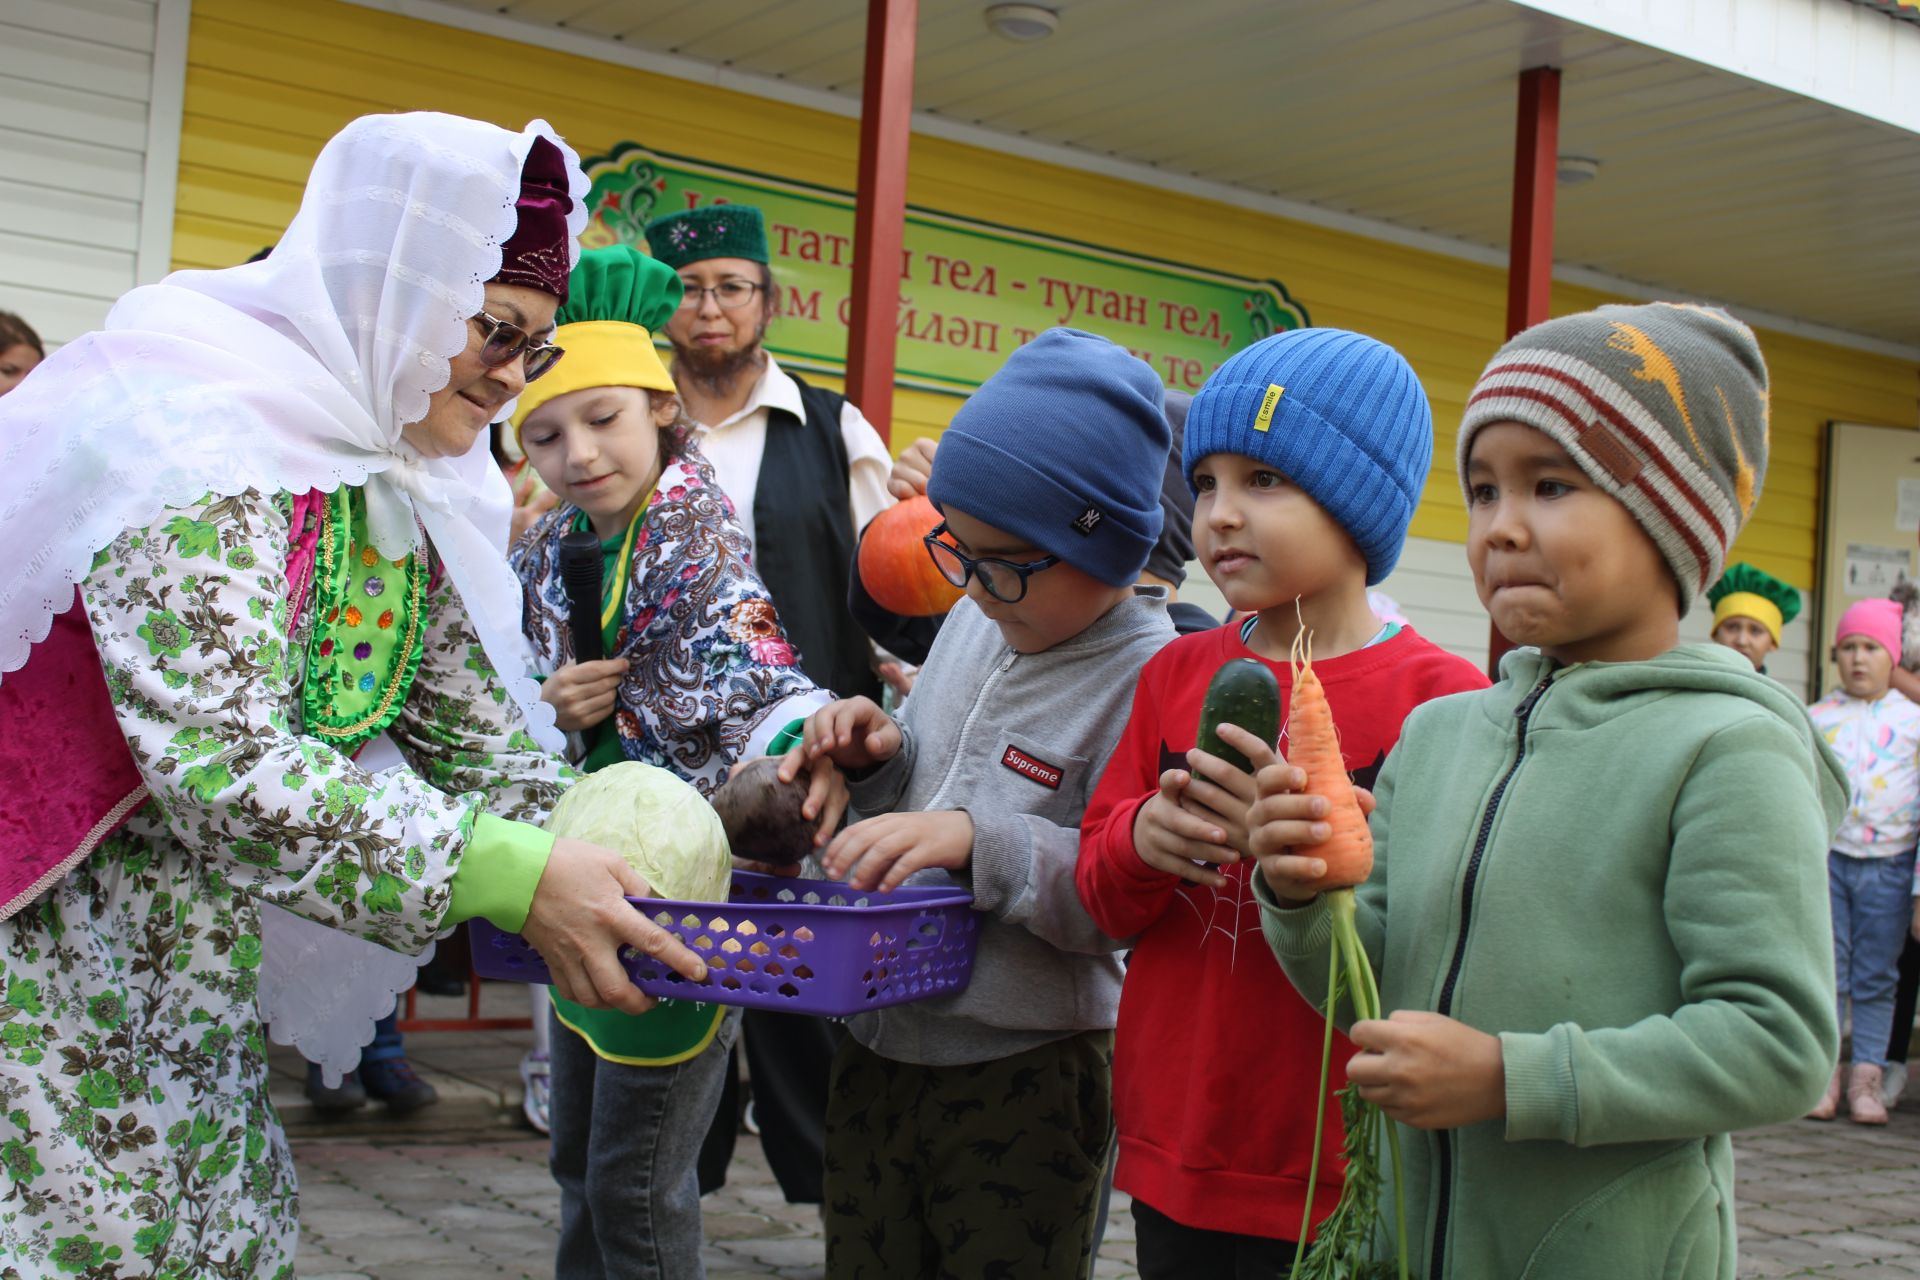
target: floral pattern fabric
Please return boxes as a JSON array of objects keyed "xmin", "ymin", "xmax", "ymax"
[
  {"xmin": 0, "ymin": 488, "xmax": 570, "ymax": 1278},
  {"xmin": 512, "ymin": 447, "xmax": 822, "ymax": 797}
]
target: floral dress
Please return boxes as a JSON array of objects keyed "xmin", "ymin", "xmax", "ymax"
[{"xmin": 0, "ymin": 488, "xmax": 570, "ymax": 1279}]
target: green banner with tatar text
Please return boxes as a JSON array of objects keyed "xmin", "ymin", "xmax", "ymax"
[{"xmin": 581, "ymin": 141, "xmax": 1308, "ymax": 396}]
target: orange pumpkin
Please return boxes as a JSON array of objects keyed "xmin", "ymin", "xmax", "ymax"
[{"xmin": 858, "ymin": 494, "xmax": 965, "ymax": 617}]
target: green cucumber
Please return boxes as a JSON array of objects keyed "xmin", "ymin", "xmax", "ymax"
[{"xmin": 1196, "ymin": 657, "xmax": 1282, "ymax": 775}]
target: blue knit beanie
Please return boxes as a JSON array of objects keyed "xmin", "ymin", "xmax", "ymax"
[
  {"xmin": 1183, "ymin": 328, "xmax": 1432, "ymax": 584},
  {"xmin": 929, "ymin": 328, "xmax": 1168, "ymax": 587}
]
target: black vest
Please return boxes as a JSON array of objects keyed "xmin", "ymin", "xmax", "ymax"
[{"xmin": 750, "ymin": 374, "xmax": 882, "ymax": 703}]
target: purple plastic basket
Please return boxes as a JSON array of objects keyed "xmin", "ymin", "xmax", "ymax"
[{"xmin": 469, "ymin": 870, "xmax": 979, "ymax": 1017}]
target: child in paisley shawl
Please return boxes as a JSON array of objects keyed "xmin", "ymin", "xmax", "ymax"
[{"xmin": 509, "ymin": 245, "xmax": 830, "ymax": 1280}]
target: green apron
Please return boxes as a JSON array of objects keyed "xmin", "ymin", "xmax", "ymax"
[{"xmin": 550, "ymin": 498, "xmax": 727, "ymax": 1066}]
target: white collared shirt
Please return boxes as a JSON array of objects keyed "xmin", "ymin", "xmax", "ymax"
[{"xmin": 687, "ymin": 354, "xmax": 894, "ymax": 551}]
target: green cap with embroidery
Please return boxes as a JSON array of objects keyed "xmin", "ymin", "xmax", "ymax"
[{"xmin": 644, "ymin": 205, "xmax": 769, "ymax": 270}]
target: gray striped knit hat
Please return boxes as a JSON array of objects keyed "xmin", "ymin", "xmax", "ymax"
[{"xmin": 1457, "ymin": 302, "xmax": 1769, "ymax": 613}]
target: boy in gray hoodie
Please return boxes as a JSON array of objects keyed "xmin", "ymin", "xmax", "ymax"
[{"xmin": 796, "ymin": 327, "xmax": 1174, "ymax": 1278}]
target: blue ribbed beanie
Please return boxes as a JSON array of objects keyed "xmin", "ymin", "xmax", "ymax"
[
  {"xmin": 929, "ymin": 328, "xmax": 1168, "ymax": 587},
  {"xmin": 1184, "ymin": 328, "xmax": 1432, "ymax": 584}
]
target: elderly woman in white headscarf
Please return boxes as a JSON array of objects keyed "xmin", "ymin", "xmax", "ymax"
[{"xmin": 0, "ymin": 113, "xmax": 706, "ymax": 1277}]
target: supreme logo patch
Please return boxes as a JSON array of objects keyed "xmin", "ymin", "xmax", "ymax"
[
  {"xmin": 1001, "ymin": 744, "xmax": 1063, "ymax": 790},
  {"xmin": 1254, "ymin": 383, "xmax": 1286, "ymax": 432},
  {"xmin": 1071, "ymin": 506, "xmax": 1105, "ymax": 536}
]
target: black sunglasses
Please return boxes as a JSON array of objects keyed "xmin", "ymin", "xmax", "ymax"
[
  {"xmin": 923, "ymin": 521, "xmax": 1060, "ymax": 604},
  {"xmin": 474, "ymin": 310, "xmax": 564, "ymax": 382}
]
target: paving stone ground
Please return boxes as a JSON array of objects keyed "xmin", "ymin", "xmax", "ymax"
[{"xmin": 279, "ymin": 990, "xmax": 1920, "ymax": 1278}]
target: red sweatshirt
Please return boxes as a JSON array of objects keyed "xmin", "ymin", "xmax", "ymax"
[{"xmin": 1076, "ymin": 622, "xmax": 1487, "ymax": 1240}]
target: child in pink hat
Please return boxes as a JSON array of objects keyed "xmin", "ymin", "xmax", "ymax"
[{"xmin": 1807, "ymin": 597, "xmax": 1920, "ymax": 1123}]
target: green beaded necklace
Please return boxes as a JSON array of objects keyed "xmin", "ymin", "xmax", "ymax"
[{"xmin": 300, "ymin": 488, "xmax": 429, "ymax": 756}]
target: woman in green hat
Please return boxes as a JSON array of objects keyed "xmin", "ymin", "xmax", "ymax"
[{"xmin": 509, "ymin": 245, "xmax": 836, "ymax": 1279}]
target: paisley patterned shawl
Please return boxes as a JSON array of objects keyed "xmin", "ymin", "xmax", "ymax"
[{"xmin": 513, "ymin": 444, "xmax": 819, "ymax": 795}]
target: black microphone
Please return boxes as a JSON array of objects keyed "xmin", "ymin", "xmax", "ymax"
[{"xmin": 557, "ymin": 530, "xmax": 605, "ymax": 665}]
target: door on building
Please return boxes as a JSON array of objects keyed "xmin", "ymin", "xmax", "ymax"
[{"xmin": 1817, "ymin": 421, "xmax": 1920, "ymax": 697}]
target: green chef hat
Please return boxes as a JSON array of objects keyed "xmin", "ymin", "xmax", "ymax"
[
  {"xmin": 644, "ymin": 205, "xmax": 769, "ymax": 271},
  {"xmin": 511, "ymin": 245, "xmax": 683, "ymax": 438},
  {"xmin": 1708, "ymin": 562, "xmax": 1802, "ymax": 645}
]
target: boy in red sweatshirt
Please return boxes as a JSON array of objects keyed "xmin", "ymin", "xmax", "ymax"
[{"xmin": 1076, "ymin": 328, "xmax": 1486, "ymax": 1276}]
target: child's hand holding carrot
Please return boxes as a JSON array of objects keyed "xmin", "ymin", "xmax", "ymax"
[
  {"xmin": 1248, "ymin": 763, "xmax": 1376, "ymax": 902},
  {"xmin": 1347, "ymin": 1010, "xmax": 1506, "ymax": 1131},
  {"xmin": 801, "ymin": 696, "xmax": 902, "ymax": 771}
]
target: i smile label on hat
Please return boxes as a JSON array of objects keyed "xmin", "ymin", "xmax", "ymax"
[{"xmin": 1254, "ymin": 383, "xmax": 1285, "ymax": 432}]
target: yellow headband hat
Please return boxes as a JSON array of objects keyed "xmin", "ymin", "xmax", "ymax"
[
  {"xmin": 1707, "ymin": 562, "xmax": 1801, "ymax": 646},
  {"xmin": 509, "ymin": 321, "xmax": 676, "ymax": 444},
  {"xmin": 508, "ymin": 245, "xmax": 682, "ymax": 444}
]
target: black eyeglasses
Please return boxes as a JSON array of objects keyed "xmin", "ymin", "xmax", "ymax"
[
  {"xmin": 474, "ymin": 311, "xmax": 564, "ymax": 382},
  {"xmin": 924, "ymin": 521, "xmax": 1060, "ymax": 604},
  {"xmin": 678, "ymin": 280, "xmax": 763, "ymax": 310}
]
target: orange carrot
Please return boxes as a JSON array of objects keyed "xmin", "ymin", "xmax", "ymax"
[
  {"xmin": 1286, "ymin": 623, "xmax": 1406, "ymax": 1280},
  {"xmin": 1287, "ymin": 629, "xmax": 1374, "ymax": 892}
]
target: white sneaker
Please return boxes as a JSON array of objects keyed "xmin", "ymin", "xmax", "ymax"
[
  {"xmin": 1883, "ymin": 1060, "xmax": 1909, "ymax": 1109},
  {"xmin": 520, "ymin": 1050, "xmax": 551, "ymax": 1135}
]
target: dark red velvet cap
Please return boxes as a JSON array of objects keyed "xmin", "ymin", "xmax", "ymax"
[{"xmin": 494, "ymin": 135, "xmax": 572, "ymax": 300}]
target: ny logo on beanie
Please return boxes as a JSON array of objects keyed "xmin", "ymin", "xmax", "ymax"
[{"xmin": 927, "ymin": 327, "xmax": 1170, "ymax": 588}]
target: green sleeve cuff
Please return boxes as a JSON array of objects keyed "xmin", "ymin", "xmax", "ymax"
[
  {"xmin": 1251, "ymin": 871, "xmax": 1336, "ymax": 959},
  {"xmin": 765, "ymin": 717, "xmax": 807, "ymax": 757},
  {"xmin": 447, "ymin": 814, "xmax": 554, "ymax": 932},
  {"xmin": 1501, "ymin": 1026, "xmax": 1579, "ymax": 1144}
]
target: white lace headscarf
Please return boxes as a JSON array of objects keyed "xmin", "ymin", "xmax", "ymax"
[{"xmin": 0, "ymin": 110, "xmax": 585, "ymax": 753}]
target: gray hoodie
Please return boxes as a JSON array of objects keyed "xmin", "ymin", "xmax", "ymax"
[{"xmin": 844, "ymin": 588, "xmax": 1175, "ymax": 1065}]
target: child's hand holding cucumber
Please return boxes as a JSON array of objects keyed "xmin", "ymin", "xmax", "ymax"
[{"xmin": 1132, "ymin": 660, "xmax": 1285, "ymax": 887}]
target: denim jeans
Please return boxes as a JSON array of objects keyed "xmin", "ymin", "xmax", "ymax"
[
  {"xmin": 1830, "ymin": 850, "xmax": 1916, "ymax": 1069},
  {"xmin": 549, "ymin": 1005, "xmax": 741, "ymax": 1279}
]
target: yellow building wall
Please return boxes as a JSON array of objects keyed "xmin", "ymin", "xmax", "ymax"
[{"xmin": 174, "ymin": 0, "xmax": 1919, "ymax": 590}]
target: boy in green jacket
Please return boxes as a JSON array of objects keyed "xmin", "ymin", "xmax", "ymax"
[{"xmin": 1252, "ymin": 302, "xmax": 1844, "ymax": 1279}]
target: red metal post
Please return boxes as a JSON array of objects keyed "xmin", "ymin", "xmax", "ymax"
[
  {"xmin": 1487, "ymin": 65, "xmax": 1561, "ymax": 677},
  {"xmin": 843, "ymin": 0, "xmax": 919, "ymax": 447}
]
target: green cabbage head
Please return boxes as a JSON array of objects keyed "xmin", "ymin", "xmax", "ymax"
[{"xmin": 545, "ymin": 762, "xmax": 733, "ymax": 903}]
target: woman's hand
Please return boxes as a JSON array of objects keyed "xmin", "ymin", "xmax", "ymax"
[
  {"xmin": 520, "ymin": 837, "xmax": 708, "ymax": 1014},
  {"xmin": 539, "ymin": 658, "xmax": 629, "ymax": 731}
]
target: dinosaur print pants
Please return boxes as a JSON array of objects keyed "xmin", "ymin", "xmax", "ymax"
[{"xmin": 822, "ymin": 1030, "xmax": 1113, "ymax": 1279}]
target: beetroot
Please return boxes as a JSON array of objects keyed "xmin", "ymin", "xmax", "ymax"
[{"xmin": 711, "ymin": 756, "xmax": 814, "ymax": 867}]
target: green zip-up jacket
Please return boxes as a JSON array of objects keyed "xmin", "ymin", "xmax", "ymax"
[{"xmin": 1257, "ymin": 643, "xmax": 1843, "ymax": 1280}]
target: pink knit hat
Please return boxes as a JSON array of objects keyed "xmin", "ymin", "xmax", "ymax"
[{"xmin": 1835, "ymin": 598, "xmax": 1902, "ymax": 659}]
